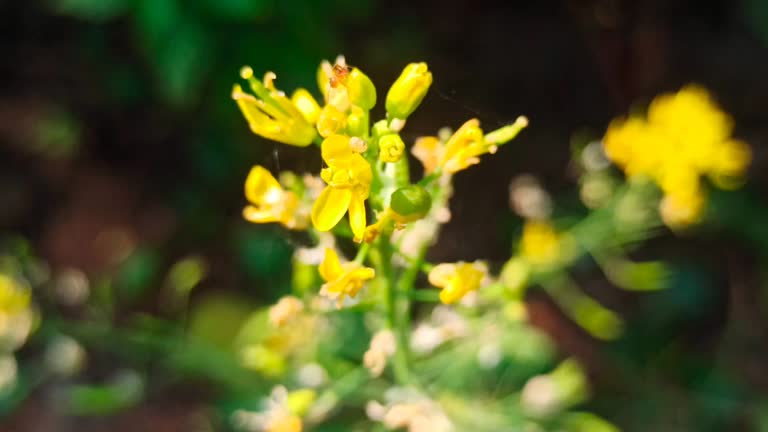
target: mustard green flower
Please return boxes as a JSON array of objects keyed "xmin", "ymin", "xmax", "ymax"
[
  {"xmin": 428, "ymin": 261, "xmax": 487, "ymax": 304},
  {"xmin": 243, "ymin": 166, "xmax": 304, "ymax": 229},
  {"xmin": 318, "ymin": 248, "xmax": 375, "ymax": 307},
  {"xmin": 312, "ymin": 135, "xmax": 373, "ymax": 241},
  {"xmin": 0, "ymin": 274, "xmax": 30, "ymax": 314},
  {"xmin": 520, "ymin": 220, "xmax": 561, "ymax": 266},
  {"xmin": 412, "ymin": 116, "xmax": 528, "ymax": 175},
  {"xmin": 603, "ymin": 85, "xmax": 751, "ymax": 227},
  {"xmin": 233, "ymin": 67, "xmax": 317, "ymax": 146}
]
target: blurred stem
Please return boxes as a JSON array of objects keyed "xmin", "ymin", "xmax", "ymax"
[
  {"xmin": 378, "ymin": 233, "xmax": 411, "ymax": 385},
  {"xmin": 354, "ymin": 242, "xmax": 370, "ymax": 264}
]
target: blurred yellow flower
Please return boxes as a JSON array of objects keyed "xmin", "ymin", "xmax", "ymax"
[
  {"xmin": 243, "ymin": 166, "xmax": 304, "ymax": 229},
  {"xmin": 0, "ymin": 275, "xmax": 30, "ymax": 314},
  {"xmin": 520, "ymin": 221, "xmax": 561, "ymax": 266},
  {"xmin": 267, "ymin": 414, "xmax": 302, "ymax": 432},
  {"xmin": 269, "ymin": 296, "xmax": 305, "ymax": 328},
  {"xmin": 603, "ymin": 85, "xmax": 751, "ymax": 227},
  {"xmin": 312, "ymin": 135, "xmax": 373, "ymax": 242},
  {"xmin": 428, "ymin": 261, "xmax": 487, "ymax": 304},
  {"xmin": 318, "ymin": 248, "xmax": 375, "ymax": 308},
  {"xmin": 0, "ymin": 274, "xmax": 34, "ymax": 352}
]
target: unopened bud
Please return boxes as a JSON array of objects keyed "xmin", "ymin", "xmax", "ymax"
[
  {"xmin": 385, "ymin": 62, "xmax": 433, "ymax": 120},
  {"xmin": 378, "ymin": 134, "xmax": 405, "ymax": 163},
  {"xmin": 347, "ymin": 68, "xmax": 377, "ymax": 110},
  {"xmin": 346, "ymin": 106, "xmax": 369, "ymax": 137}
]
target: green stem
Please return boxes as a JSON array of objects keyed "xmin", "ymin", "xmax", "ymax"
[
  {"xmin": 354, "ymin": 242, "xmax": 370, "ymax": 264},
  {"xmin": 378, "ymin": 234, "xmax": 411, "ymax": 384}
]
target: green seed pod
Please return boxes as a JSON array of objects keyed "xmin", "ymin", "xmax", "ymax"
[
  {"xmin": 390, "ymin": 185, "xmax": 432, "ymax": 223},
  {"xmin": 385, "ymin": 62, "xmax": 433, "ymax": 120},
  {"xmin": 347, "ymin": 67, "xmax": 377, "ymax": 110}
]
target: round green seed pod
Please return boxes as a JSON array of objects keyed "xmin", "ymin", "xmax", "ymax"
[{"xmin": 390, "ymin": 185, "xmax": 432, "ymax": 223}]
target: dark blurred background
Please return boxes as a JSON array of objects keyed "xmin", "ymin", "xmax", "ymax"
[{"xmin": 3, "ymin": 0, "xmax": 768, "ymax": 430}]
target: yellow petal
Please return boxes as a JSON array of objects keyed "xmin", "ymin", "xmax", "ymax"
[
  {"xmin": 321, "ymin": 134, "xmax": 352, "ymax": 163},
  {"xmin": 245, "ymin": 166, "xmax": 283, "ymax": 205},
  {"xmin": 412, "ymin": 136, "xmax": 441, "ymax": 174},
  {"xmin": 348, "ymin": 191, "xmax": 367, "ymax": 241},
  {"xmin": 439, "ymin": 281, "xmax": 463, "ymax": 304},
  {"xmin": 348, "ymin": 266, "xmax": 375, "ymax": 281},
  {"xmin": 319, "ymin": 248, "xmax": 343, "ymax": 282},
  {"xmin": 243, "ymin": 205, "xmax": 280, "ymax": 224},
  {"xmin": 442, "ymin": 119, "xmax": 481, "ymax": 164},
  {"xmin": 291, "ymin": 88, "xmax": 321, "ymax": 124},
  {"xmin": 311, "ymin": 186, "xmax": 352, "ymax": 231},
  {"xmin": 428, "ymin": 263, "xmax": 456, "ymax": 289},
  {"xmin": 349, "ymin": 154, "xmax": 373, "ymax": 187}
]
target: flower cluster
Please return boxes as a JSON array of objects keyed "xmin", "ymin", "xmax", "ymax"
[
  {"xmin": 234, "ymin": 56, "xmax": 527, "ymax": 306},
  {"xmin": 603, "ymin": 86, "xmax": 751, "ymax": 227}
]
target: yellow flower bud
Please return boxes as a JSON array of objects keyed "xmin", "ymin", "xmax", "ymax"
[
  {"xmin": 317, "ymin": 60, "xmax": 332, "ymax": 101},
  {"xmin": 316, "ymin": 105, "xmax": 347, "ymax": 138},
  {"xmin": 287, "ymin": 389, "xmax": 317, "ymax": 416},
  {"xmin": 389, "ymin": 185, "xmax": 432, "ymax": 223},
  {"xmin": 291, "ymin": 89, "xmax": 321, "ymax": 124},
  {"xmin": 346, "ymin": 67, "xmax": 377, "ymax": 110},
  {"xmin": 346, "ymin": 106, "xmax": 369, "ymax": 137},
  {"xmin": 372, "ymin": 119, "xmax": 391, "ymax": 140},
  {"xmin": 385, "ymin": 62, "xmax": 433, "ymax": 120},
  {"xmin": 378, "ymin": 133, "xmax": 405, "ymax": 163}
]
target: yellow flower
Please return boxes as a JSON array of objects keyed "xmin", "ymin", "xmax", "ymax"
[
  {"xmin": 269, "ymin": 296, "xmax": 304, "ymax": 328},
  {"xmin": 268, "ymin": 415, "xmax": 302, "ymax": 432},
  {"xmin": 232, "ymin": 67, "xmax": 317, "ymax": 146},
  {"xmin": 428, "ymin": 261, "xmax": 487, "ymax": 304},
  {"xmin": 318, "ymin": 248, "xmax": 375, "ymax": 307},
  {"xmin": 659, "ymin": 187, "xmax": 705, "ymax": 228},
  {"xmin": 243, "ymin": 166, "xmax": 303, "ymax": 229},
  {"xmin": 520, "ymin": 221, "xmax": 561, "ymax": 266},
  {"xmin": 412, "ymin": 116, "xmax": 528, "ymax": 175},
  {"xmin": 603, "ymin": 85, "xmax": 751, "ymax": 227},
  {"xmin": 0, "ymin": 275, "xmax": 30, "ymax": 314},
  {"xmin": 311, "ymin": 135, "xmax": 373, "ymax": 241}
]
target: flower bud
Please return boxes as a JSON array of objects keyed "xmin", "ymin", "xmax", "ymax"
[
  {"xmin": 485, "ymin": 116, "xmax": 529, "ymax": 145},
  {"xmin": 287, "ymin": 389, "xmax": 317, "ymax": 416},
  {"xmin": 347, "ymin": 68, "xmax": 377, "ymax": 110},
  {"xmin": 346, "ymin": 106, "xmax": 369, "ymax": 138},
  {"xmin": 385, "ymin": 62, "xmax": 432, "ymax": 120},
  {"xmin": 378, "ymin": 134, "xmax": 405, "ymax": 163},
  {"xmin": 372, "ymin": 119, "xmax": 392, "ymax": 140},
  {"xmin": 291, "ymin": 88, "xmax": 321, "ymax": 124},
  {"xmin": 317, "ymin": 60, "xmax": 332, "ymax": 100},
  {"xmin": 390, "ymin": 185, "xmax": 432, "ymax": 223}
]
